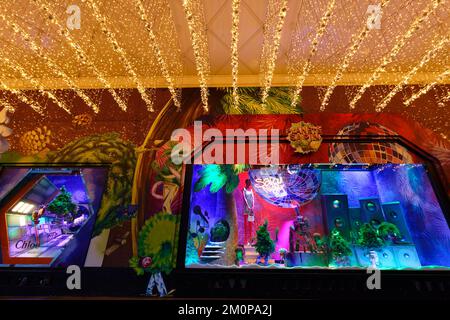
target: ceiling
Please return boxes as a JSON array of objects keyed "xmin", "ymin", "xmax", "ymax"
[{"xmin": 0, "ymin": 0, "xmax": 448, "ymax": 90}]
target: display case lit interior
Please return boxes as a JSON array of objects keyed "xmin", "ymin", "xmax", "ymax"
[
  {"xmin": 0, "ymin": 167, "xmax": 108, "ymax": 267},
  {"xmin": 184, "ymin": 163, "xmax": 450, "ymax": 270}
]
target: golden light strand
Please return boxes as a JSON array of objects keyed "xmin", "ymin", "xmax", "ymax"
[
  {"xmin": 403, "ymin": 68, "xmax": 450, "ymax": 106},
  {"xmin": 0, "ymin": 80, "xmax": 43, "ymax": 114},
  {"xmin": 438, "ymin": 87, "xmax": 450, "ymax": 105},
  {"xmin": 290, "ymin": 0, "xmax": 336, "ymax": 107},
  {"xmin": 0, "ymin": 13, "xmax": 99, "ymax": 113},
  {"xmin": 349, "ymin": 0, "xmax": 444, "ymax": 109},
  {"xmin": 134, "ymin": 0, "xmax": 181, "ymax": 110},
  {"xmin": 182, "ymin": 0, "xmax": 210, "ymax": 112},
  {"xmin": 85, "ymin": 0, "xmax": 155, "ymax": 112},
  {"xmin": 2, "ymin": 55, "xmax": 71, "ymax": 113},
  {"xmin": 260, "ymin": 0, "xmax": 288, "ymax": 104},
  {"xmin": 32, "ymin": 0, "xmax": 128, "ymax": 112},
  {"xmin": 0, "ymin": 97, "xmax": 16, "ymax": 113},
  {"xmin": 231, "ymin": 0, "xmax": 241, "ymax": 108},
  {"xmin": 375, "ymin": 37, "xmax": 449, "ymax": 111},
  {"xmin": 320, "ymin": 0, "xmax": 391, "ymax": 111}
]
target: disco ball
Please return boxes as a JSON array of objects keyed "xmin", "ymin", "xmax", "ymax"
[
  {"xmin": 329, "ymin": 122, "xmax": 413, "ymax": 164},
  {"xmin": 248, "ymin": 165, "xmax": 321, "ymax": 208}
]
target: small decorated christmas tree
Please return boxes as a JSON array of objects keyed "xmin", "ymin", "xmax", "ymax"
[
  {"xmin": 329, "ymin": 229, "xmax": 352, "ymax": 265},
  {"xmin": 357, "ymin": 223, "xmax": 384, "ymax": 249},
  {"xmin": 48, "ymin": 186, "xmax": 76, "ymax": 217},
  {"xmin": 255, "ymin": 220, "xmax": 275, "ymax": 265},
  {"xmin": 378, "ymin": 222, "xmax": 401, "ymax": 242}
]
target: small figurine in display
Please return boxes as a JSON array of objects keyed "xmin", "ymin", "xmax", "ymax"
[
  {"xmin": 289, "ymin": 215, "xmax": 312, "ymax": 252},
  {"xmin": 278, "ymin": 248, "xmax": 287, "ymax": 265},
  {"xmin": 243, "ymin": 179, "xmax": 255, "ymax": 246},
  {"xmin": 368, "ymin": 250, "xmax": 379, "ymax": 268},
  {"xmin": 31, "ymin": 205, "xmax": 46, "ymax": 246},
  {"xmin": 235, "ymin": 244, "xmax": 245, "ymax": 266},
  {"xmin": 312, "ymin": 232, "xmax": 327, "ymax": 253}
]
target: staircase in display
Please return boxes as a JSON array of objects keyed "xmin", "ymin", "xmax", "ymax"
[{"xmin": 200, "ymin": 241, "xmax": 225, "ymax": 264}]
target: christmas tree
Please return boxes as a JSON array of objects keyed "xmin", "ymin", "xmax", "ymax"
[
  {"xmin": 378, "ymin": 222, "xmax": 401, "ymax": 241},
  {"xmin": 357, "ymin": 223, "xmax": 384, "ymax": 249},
  {"xmin": 255, "ymin": 220, "xmax": 275, "ymax": 258},
  {"xmin": 47, "ymin": 186, "xmax": 77, "ymax": 217},
  {"xmin": 329, "ymin": 229, "xmax": 352, "ymax": 260}
]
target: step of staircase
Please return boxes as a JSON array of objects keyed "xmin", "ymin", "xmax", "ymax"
[{"xmin": 200, "ymin": 241, "xmax": 226, "ymax": 263}]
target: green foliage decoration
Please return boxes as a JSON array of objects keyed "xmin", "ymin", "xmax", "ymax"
[
  {"xmin": 129, "ymin": 212, "xmax": 180, "ymax": 275},
  {"xmin": 194, "ymin": 164, "xmax": 242, "ymax": 194},
  {"xmin": 210, "ymin": 221, "xmax": 229, "ymax": 242},
  {"xmin": 220, "ymin": 87, "xmax": 302, "ymax": 115},
  {"xmin": 255, "ymin": 220, "xmax": 275, "ymax": 257}
]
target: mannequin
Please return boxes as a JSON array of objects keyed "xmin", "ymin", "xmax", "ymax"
[{"xmin": 243, "ymin": 179, "xmax": 255, "ymax": 246}]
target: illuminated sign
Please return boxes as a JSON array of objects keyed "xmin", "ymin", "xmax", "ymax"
[{"xmin": 254, "ymin": 176, "xmax": 287, "ymax": 198}]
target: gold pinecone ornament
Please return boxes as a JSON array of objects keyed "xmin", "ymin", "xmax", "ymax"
[
  {"xmin": 72, "ymin": 114, "xmax": 93, "ymax": 127},
  {"xmin": 19, "ymin": 126, "xmax": 52, "ymax": 155}
]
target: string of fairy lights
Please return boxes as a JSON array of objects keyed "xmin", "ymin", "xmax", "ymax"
[
  {"xmin": 0, "ymin": 13, "xmax": 99, "ymax": 113},
  {"xmin": 182, "ymin": 0, "xmax": 210, "ymax": 112},
  {"xmin": 320, "ymin": 0, "xmax": 391, "ymax": 111},
  {"xmin": 259, "ymin": 0, "xmax": 288, "ymax": 104},
  {"xmin": 0, "ymin": 97, "xmax": 15, "ymax": 113},
  {"xmin": 2, "ymin": 55, "xmax": 71, "ymax": 113},
  {"xmin": 349, "ymin": 0, "xmax": 445, "ymax": 109},
  {"xmin": 289, "ymin": 0, "xmax": 336, "ymax": 108},
  {"xmin": 403, "ymin": 68, "xmax": 450, "ymax": 107},
  {"xmin": 375, "ymin": 37, "xmax": 449, "ymax": 112},
  {"xmin": 0, "ymin": 78, "xmax": 43, "ymax": 114},
  {"xmin": 32, "ymin": 0, "xmax": 128, "ymax": 112},
  {"xmin": 439, "ymin": 87, "xmax": 450, "ymax": 105},
  {"xmin": 135, "ymin": 0, "xmax": 181, "ymax": 111},
  {"xmin": 231, "ymin": 0, "xmax": 241, "ymax": 109},
  {"xmin": 0, "ymin": 0, "xmax": 446, "ymax": 138},
  {"xmin": 84, "ymin": 0, "xmax": 155, "ymax": 112}
]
